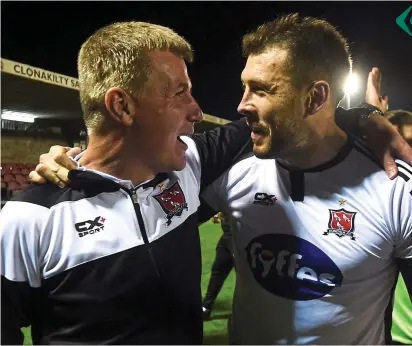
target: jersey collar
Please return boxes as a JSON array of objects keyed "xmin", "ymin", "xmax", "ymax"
[
  {"xmin": 70, "ymin": 151, "xmax": 169, "ymax": 190},
  {"xmin": 276, "ymin": 138, "xmax": 353, "ymax": 173}
]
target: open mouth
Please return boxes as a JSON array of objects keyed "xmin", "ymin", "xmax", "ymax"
[
  {"xmin": 177, "ymin": 133, "xmax": 192, "ymax": 145},
  {"xmin": 249, "ymin": 124, "xmax": 268, "ymax": 143},
  {"xmin": 251, "ymin": 125, "xmax": 268, "ymax": 136}
]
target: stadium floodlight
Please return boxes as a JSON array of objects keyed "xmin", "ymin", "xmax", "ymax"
[
  {"xmin": 343, "ymin": 72, "xmax": 360, "ymax": 109},
  {"xmin": 1, "ymin": 110, "xmax": 38, "ymax": 123}
]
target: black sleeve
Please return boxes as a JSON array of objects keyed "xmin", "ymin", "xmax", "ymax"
[
  {"xmin": 198, "ymin": 197, "xmax": 219, "ymax": 224},
  {"xmin": 1, "ymin": 276, "xmax": 33, "ymax": 344},
  {"xmin": 335, "ymin": 103, "xmax": 383, "ymax": 138},
  {"xmin": 398, "ymin": 258, "xmax": 412, "ymax": 300},
  {"xmin": 192, "ymin": 107, "xmax": 375, "ymax": 192},
  {"xmin": 191, "ymin": 107, "xmax": 375, "ymax": 192},
  {"xmin": 358, "ymin": 102, "xmax": 385, "ymax": 114},
  {"xmin": 189, "ymin": 118, "xmax": 252, "ymax": 193}
]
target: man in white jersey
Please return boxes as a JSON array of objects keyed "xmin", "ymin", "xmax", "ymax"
[{"xmin": 200, "ymin": 14, "xmax": 412, "ymax": 344}]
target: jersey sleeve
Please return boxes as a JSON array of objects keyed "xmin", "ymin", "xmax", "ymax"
[
  {"xmin": 183, "ymin": 118, "xmax": 252, "ymax": 193},
  {"xmin": 334, "ymin": 105, "xmax": 380, "ymax": 138},
  {"xmin": 198, "ymin": 153, "xmax": 255, "ymax": 223},
  {"xmin": 198, "ymin": 171, "xmax": 229, "ymax": 223},
  {"xmin": 389, "ymin": 161, "xmax": 412, "ymax": 298},
  {"xmin": 0, "ymin": 200, "xmax": 46, "ymax": 344}
]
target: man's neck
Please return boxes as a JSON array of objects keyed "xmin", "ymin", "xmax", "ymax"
[
  {"xmin": 277, "ymin": 123, "xmax": 348, "ymax": 171},
  {"xmin": 78, "ymin": 133, "xmax": 155, "ymax": 186}
]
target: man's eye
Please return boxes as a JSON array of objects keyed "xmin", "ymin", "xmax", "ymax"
[
  {"xmin": 176, "ymin": 87, "xmax": 189, "ymax": 96},
  {"xmin": 253, "ymin": 87, "xmax": 267, "ymax": 95}
]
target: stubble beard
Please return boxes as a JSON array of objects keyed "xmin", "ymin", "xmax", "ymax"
[{"xmin": 260, "ymin": 117, "xmax": 309, "ymax": 160}]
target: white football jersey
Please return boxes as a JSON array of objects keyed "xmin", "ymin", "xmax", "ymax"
[{"xmin": 202, "ymin": 139, "xmax": 412, "ymax": 345}]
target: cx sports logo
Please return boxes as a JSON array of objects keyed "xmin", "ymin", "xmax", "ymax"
[
  {"xmin": 75, "ymin": 216, "xmax": 106, "ymax": 238},
  {"xmin": 396, "ymin": 6, "xmax": 412, "ymax": 36},
  {"xmin": 253, "ymin": 192, "xmax": 278, "ymax": 206}
]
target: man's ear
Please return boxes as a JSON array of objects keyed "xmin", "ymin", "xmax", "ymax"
[
  {"xmin": 305, "ymin": 81, "xmax": 330, "ymax": 116},
  {"xmin": 104, "ymin": 88, "xmax": 136, "ymax": 127}
]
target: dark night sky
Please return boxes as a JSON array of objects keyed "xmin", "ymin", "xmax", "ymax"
[{"xmin": 2, "ymin": 1, "xmax": 412, "ymax": 120}]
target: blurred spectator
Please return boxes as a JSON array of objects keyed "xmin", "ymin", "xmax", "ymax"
[
  {"xmin": 386, "ymin": 110, "xmax": 412, "ymax": 346},
  {"xmin": 202, "ymin": 212, "xmax": 235, "ymax": 320},
  {"xmin": 385, "ymin": 110, "xmax": 412, "ymax": 146}
]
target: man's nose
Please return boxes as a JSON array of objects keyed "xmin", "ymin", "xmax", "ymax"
[
  {"xmin": 237, "ymin": 91, "xmax": 253, "ymax": 116},
  {"xmin": 188, "ymin": 96, "xmax": 203, "ymax": 123},
  {"xmin": 189, "ymin": 108, "xmax": 203, "ymax": 123}
]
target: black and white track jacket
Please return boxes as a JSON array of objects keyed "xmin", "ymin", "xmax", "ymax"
[{"xmin": 0, "ymin": 119, "xmax": 251, "ymax": 345}]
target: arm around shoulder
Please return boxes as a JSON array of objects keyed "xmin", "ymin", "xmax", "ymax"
[{"xmin": 186, "ymin": 118, "xmax": 252, "ymax": 192}]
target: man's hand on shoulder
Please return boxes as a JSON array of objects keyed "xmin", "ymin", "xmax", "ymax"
[
  {"xmin": 29, "ymin": 146, "xmax": 82, "ymax": 188},
  {"xmin": 360, "ymin": 67, "xmax": 411, "ymax": 179},
  {"xmin": 362, "ymin": 112, "xmax": 412, "ymax": 179}
]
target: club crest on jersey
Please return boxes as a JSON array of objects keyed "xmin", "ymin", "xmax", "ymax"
[
  {"xmin": 153, "ymin": 181, "xmax": 188, "ymax": 226},
  {"xmin": 324, "ymin": 208, "xmax": 356, "ymax": 240}
]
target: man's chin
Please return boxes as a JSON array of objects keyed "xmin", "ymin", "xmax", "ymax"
[
  {"xmin": 173, "ymin": 157, "xmax": 187, "ymax": 171},
  {"xmin": 158, "ymin": 156, "xmax": 187, "ymax": 173},
  {"xmin": 253, "ymin": 144, "xmax": 272, "ymax": 159}
]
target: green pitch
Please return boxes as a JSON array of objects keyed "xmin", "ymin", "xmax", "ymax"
[
  {"xmin": 22, "ymin": 221, "xmax": 234, "ymax": 345},
  {"xmin": 200, "ymin": 221, "xmax": 235, "ymax": 345}
]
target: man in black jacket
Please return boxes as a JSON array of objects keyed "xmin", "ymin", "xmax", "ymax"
[{"xmin": 0, "ymin": 21, "xmax": 253, "ymax": 345}]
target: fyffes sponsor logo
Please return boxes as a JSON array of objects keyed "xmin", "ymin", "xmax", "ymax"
[{"xmin": 246, "ymin": 234, "xmax": 343, "ymax": 301}]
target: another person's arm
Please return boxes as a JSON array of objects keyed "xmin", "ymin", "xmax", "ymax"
[
  {"xmin": 29, "ymin": 109, "xmax": 412, "ymax": 187},
  {"xmin": 338, "ymin": 67, "xmax": 411, "ymax": 179},
  {"xmin": 184, "ymin": 109, "xmax": 412, "ymax": 191},
  {"xmin": 364, "ymin": 67, "xmax": 389, "ymax": 113}
]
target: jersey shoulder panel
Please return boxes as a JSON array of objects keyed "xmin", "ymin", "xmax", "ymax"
[{"xmin": 11, "ymin": 182, "xmax": 118, "ymax": 209}]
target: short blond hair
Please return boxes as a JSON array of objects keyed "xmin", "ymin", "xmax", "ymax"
[{"xmin": 78, "ymin": 21, "xmax": 193, "ymax": 131}]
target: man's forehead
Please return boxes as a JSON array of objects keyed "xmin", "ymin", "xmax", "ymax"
[
  {"xmin": 241, "ymin": 48, "xmax": 290, "ymax": 83},
  {"xmin": 148, "ymin": 50, "xmax": 190, "ymax": 86},
  {"xmin": 149, "ymin": 50, "xmax": 185, "ymax": 65},
  {"xmin": 149, "ymin": 51, "xmax": 187, "ymax": 72}
]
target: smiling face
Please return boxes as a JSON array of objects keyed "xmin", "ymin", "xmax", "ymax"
[
  {"xmin": 133, "ymin": 51, "xmax": 203, "ymax": 172},
  {"xmin": 238, "ymin": 48, "xmax": 310, "ymax": 159}
]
